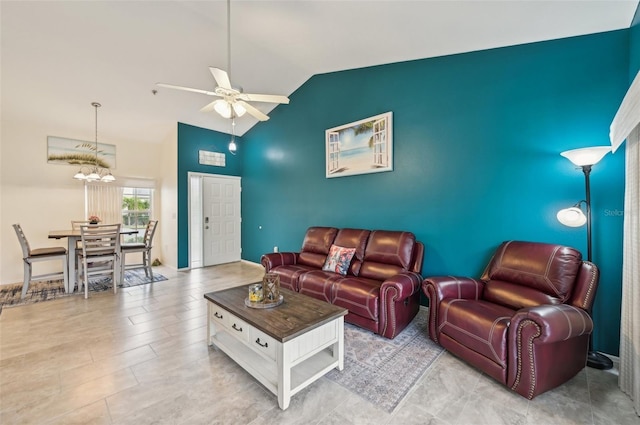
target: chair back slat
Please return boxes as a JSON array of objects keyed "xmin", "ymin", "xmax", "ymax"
[
  {"xmin": 143, "ymin": 220, "xmax": 158, "ymax": 247},
  {"xmin": 12, "ymin": 224, "xmax": 31, "ymax": 258},
  {"xmin": 80, "ymin": 224, "xmax": 121, "ymax": 257}
]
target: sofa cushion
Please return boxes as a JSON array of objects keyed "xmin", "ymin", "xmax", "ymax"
[
  {"xmin": 333, "ymin": 228, "xmax": 370, "ymax": 275},
  {"xmin": 481, "ymin": 241, "xmax": 582, "ymax": 309},
  {"xmin": 359, "ymin": 230, "xmax": 416, "ymax": 280},
  {"xmin": 439, "ymin": 299, "xmax": 514, "ymax": 368},
  {"xmin": 298, "ymin": 270, "xmax": 344, "ymax": 303},
  {"xmin": 298, "ymin": 227, "xmax": 338, "ymax": 268},
  {"xmin": 270, "ymin": 264, "xmax": 316, "ymax": 292},
  {"xmin": 332, "ymin": 277, "xmax": 381, "ymax": 321},
  {"xmin": 322, "ymin": 245, "xmax": 356, "ymax": 275}
]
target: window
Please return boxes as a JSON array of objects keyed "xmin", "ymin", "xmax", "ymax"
[{"xmin": 122, "ymin": 187, "xmax": 153, "ymax": 243}]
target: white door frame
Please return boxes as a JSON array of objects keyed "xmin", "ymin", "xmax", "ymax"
[{"xmin": 187, "ymin": 172, "xmax": 242, "ymax": 269}]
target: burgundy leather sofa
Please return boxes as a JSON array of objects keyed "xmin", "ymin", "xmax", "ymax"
[
  {"xmin": 422, "ymin": 240, "xmax": 599, "ymax": 399},
  {"xmin": 260, "ymin": 227, "xmax": 424, "ymax": 339}
]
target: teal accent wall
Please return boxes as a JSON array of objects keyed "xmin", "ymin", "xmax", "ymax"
[
  {"xmin": 176, "ymin": 30, "xmax": 632, "ymax": 355},
  {"xmin": 239, "ymin": 31, "xmax": 629, "ymax": 355},
  {"xmin": 177, "ymin": 122, "xmax": 242, "ymax": 268}
]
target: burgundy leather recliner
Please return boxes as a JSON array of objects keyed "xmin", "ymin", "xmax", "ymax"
[{"xmin": 422, "ymin": 240, "xmax": 599, "ymax": 399}]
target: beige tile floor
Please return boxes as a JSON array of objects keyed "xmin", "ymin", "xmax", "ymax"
[{"xmin": 1, "ymin": 261, "xmax": 638, "ymax": 425}]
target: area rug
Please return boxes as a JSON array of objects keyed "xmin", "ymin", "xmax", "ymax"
[
  {"xmin": 325, "ymin": 308, "xmax": 443, "ymax": 413},
  {"xmin": 0, "ymin": 269, "xmax": 167, "ymax": 313}
]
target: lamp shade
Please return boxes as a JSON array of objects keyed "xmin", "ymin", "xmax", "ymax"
[
  {"xmin": 86, "ymin": 169, "xmax": 101, "ymax": 182},
  {"xmin": 560, "ymin": 146, "xmax": 611, "ymax": 166},
  {"xmin": 557, "ymin": 207, "xmax": 587, "ymax": 227}
]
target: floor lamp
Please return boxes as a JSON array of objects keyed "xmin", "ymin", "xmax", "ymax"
[{"xmin": 557, "ymin": 145, "xmax": 613, "ymax": 370}]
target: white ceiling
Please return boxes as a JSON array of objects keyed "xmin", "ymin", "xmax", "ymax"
[{"xmin": 1, "ymin": 1, "xmax": 638, "ymax": 144}]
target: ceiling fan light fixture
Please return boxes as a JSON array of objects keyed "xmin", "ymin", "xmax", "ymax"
[
  {"xmin": 232, "ymin": 102, "xmax": 246, "ymax": 117},
  {"xmin": 213, "ymin": 99, "xmax": 232, "ymax": 118}
]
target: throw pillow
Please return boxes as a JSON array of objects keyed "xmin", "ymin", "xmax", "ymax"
[{"xmin": 322, "ymin": 244, "xmax": 356, "ymax": 275}]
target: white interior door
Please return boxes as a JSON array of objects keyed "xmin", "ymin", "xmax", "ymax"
[{"xmin": 202, "ymin": 175, "xmax": 241, "ymax": 266}]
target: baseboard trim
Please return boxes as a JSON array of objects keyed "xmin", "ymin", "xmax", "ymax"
[{"xmin": 241, "ymin": 259, "xmax": 263, "ymax": 268}]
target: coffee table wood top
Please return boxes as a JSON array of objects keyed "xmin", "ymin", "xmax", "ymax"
[{"xmin": 204, "ymin": 285, "xmax": 347, "ymax": 343}]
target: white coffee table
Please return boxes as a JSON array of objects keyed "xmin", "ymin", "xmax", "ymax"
[{"xmin": 204, "ymin": 285, "xmax": 347, "ymax": 410}]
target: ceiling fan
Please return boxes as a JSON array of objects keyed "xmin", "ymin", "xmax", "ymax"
[{"xmin": 156, "ymin": 0, "xmax": 289, "ymax": 121}]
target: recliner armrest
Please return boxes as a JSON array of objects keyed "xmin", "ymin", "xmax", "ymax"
[
  {"xmin": 260, "ymin": 252, "xmax": 298, "ymax": 271},
  {"xmin": 507, "ymin": 303, "xmax": 593, "ymax": 399},
  {"xmin": 422, "ymin": 276, "xmax": 485, "ymax": 301},
  {"xmin": 510, "ymin": 304, "xmax": 593, "ymax": 344},
  {"xmin": 421, "ymin": 276, "xmax": 484, "ymax": 344}
]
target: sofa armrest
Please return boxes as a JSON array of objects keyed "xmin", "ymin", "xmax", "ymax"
[
  {"xmin": 260, "ymin": 252, "xmax": 298, "ymax": 272},
  {"xmin": 381, "ymin": 272, "xmax": 423, "ymax": 300},
  {"xmin": 510, "ymin": 304, "xmax": 593, "ymax": 344},
  {"xmin": 379, "ymin": 272, "xmax": 423, "ymax": 339},
  {"xmin": 421, "ymin": 276, "xmax": 484, "ymax": 344}
]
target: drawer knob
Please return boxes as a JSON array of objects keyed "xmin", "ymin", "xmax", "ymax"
[
  {"xmin": 214, "ymin": 312, "xmax": 223, "ymax": 319},
  {"xmin": 232, "ymin": 323, "xmax": 243, "ymax": 332},
  {"xmin": 255, "ymin": 338, "xmax": 268, "ymax": 348}
]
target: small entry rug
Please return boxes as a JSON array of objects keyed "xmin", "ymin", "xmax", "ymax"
[
  {"xmin": 0, "ymin": 269, "xmax": 167, "ymax": 313},
  {"xmin": 325, "ymin": 308, "xmax": 443, "ymax": 413}
]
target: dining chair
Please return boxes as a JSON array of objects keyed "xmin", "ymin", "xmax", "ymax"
[
  {"xmin": 71, "ymin": 220, "xmax": 91, "ymax": 230},
  {"xmin": 71, "ymin": 220, "xmax": 91, "ymax": 250},
  {"xmin": 13, "ymin": 224, "xmax": 68, "ymax": 298},
  {"xmin": 78, "ymin": 223, "xmax": 121, "ymax": 299},
  {"xmin": 120, "ymin": 220, "xmax": 158, "ymax": 283}
]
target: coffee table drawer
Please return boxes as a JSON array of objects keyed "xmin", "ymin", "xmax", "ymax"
[
  {"xmin": 249, "ymin": 327, "xmax": 277, "ymax": 361},
  {"xmin": 226, "ymin": 312, "xmax": 250, "ymax": 344},
  {"xmin": 210, "ymin": 305, "xmax": 227, "ymax": 327}
]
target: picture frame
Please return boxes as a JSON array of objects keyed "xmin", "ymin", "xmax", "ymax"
[
  {"xmin": 325, "ymin": 112, "xmax": 393, "ymax": 178},
  {"xmin": 47, "ymin": 136, "xmax": 116, "ymax": 169}
]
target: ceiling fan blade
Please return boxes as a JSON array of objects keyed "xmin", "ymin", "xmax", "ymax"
[
  {"xmin": 237, "ymin": 100, "xmax": 269, "ymax": 121},
  {"xmin": 238, "ymin": 93, "xmax": 290, "ymax": 104},
  {"xmin": 200, "ymin": 100, "xmax": 218, "ymax": 113},
  {"xmin": 157, "ymin": 83, "xmax": 217, "ymax": 96},
  {"xmin": 210, "ymin": 67, "xmax": 232, "ymax": 89}
]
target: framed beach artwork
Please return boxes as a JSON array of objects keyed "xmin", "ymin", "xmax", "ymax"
[
  {"xmin": 47, "ymin": 136, "xmax": 116, "ymax": 169},
  {"xmin": 325, "ymin": 112, "xmax": 393, "ymax": 178}
]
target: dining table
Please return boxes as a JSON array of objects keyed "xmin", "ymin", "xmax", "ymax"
[{"xmin": 48, "ymin": 228, "xmax": 138, "ymax": 294}]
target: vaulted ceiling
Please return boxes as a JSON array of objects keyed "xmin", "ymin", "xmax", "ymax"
[{"xmin": 1, "ymin": 1, "xmax": 638, "ymax": 144}]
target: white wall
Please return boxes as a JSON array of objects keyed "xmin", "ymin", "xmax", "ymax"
[
  {"xmin": 0, "ymin": 119, "xmax": 173, "ymax": 285},
  {"xmin": 159, "ymin": 124, "xmax": 178, "ymax": 270}
]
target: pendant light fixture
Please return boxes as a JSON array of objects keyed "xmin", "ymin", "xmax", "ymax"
[{"xmin": 73, "ymin": 102, "xmax": 115, "ymax": 182}]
